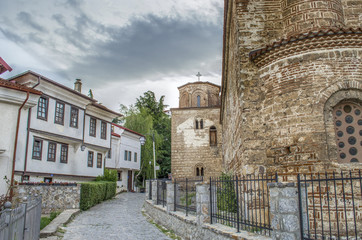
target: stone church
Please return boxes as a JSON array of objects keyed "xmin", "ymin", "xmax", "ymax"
[
  {"xmin": 221, "ymin": 0, "xmax": 362, "ymax": 178},
  {"xmin": 171, "ymin": 81, "xmax": 222, "ymax": 179}
]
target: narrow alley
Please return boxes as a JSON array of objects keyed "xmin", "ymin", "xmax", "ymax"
[{"xmin": 61, "ymin": 193, "xmax": 171, "ymax": 240}]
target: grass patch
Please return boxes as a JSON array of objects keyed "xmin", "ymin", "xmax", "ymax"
[
  {"xmin": 40, "ymin": 211, "xmax": 61, "ymax": 230},
  {"xmin": 142, "ymin": 211, "xmax": 181, "ymax": 240}
]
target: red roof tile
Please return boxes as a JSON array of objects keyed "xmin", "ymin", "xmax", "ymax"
[
  {"xmin": 0, "ymin": 79, "xmax": 42, "ymax": 95},
  {"xmin": 111, "ymin": 132, "xmax": 121, "ymax": 137},
  {"xmin": 0, "ymin": 57, "xmax": 12, "ymax": 74},
  {"xmin": 112, "ymin": 123, "xmax": 145, "ymax": 137}
]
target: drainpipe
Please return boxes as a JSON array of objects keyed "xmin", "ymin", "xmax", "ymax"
[
  {"xmin": 22, "ymin": 108, "xmax": 32, "ymax": 182},
  {"xmin": 10, "ymin": 91, "xmax": 30, "ymax": 199},
  {"xmin": 21, "ymin": 76, "xmax": 40, "ymax": 182}
]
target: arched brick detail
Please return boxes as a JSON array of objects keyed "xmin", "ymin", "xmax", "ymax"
[
  {"xmin": 179, "ymin": 92, "xmax": 189, "ymax": 108},
  {"xmin": 323, "ymin": 86, "xmax": 362, "ymax": 162},
  {"xmin": 191, "ymin": 89, "xmax": 206, "ymax": 107},
  {"xmin": 319, "ymin": 80, "xmax": 362, "ymax": 106}
]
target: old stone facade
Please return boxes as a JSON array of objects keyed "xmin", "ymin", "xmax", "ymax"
[
  {"xmin": 13, "ymin": 184, "xmax": 80, "ymax": 214},
  {"xmin": 221, "ymin": 0, "xmax": 362, "ymax": 178},
  {"xmin": 171, "ymin": 82, "xmax": 223, "ymax": 179}
]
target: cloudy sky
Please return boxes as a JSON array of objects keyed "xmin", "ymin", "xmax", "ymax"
[{"xmin": 0, "ymin": 0, "xmax": 223, "ymax": 110}]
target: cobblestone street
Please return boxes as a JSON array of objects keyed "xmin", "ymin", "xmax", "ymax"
[{"xmin": 62, "ymin": 193, "xmax": 171, "ymax": 240}]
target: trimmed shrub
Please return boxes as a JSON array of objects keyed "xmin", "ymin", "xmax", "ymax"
[
  {"xmin": 95, "ymin": 169, "xmax": 118, "ymax": 182},
  {"xmin": 80, "ymin": 181, "xmax": 117, "ymax": 211}
]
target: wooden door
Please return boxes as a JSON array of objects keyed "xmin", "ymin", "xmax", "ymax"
[{"xmin": 128, "ymin": 170, "xmax": 133, "ymax": 191}]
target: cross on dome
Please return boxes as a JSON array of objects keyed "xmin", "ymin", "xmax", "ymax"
[{"xmin": 196, "ymin": 72, "xmax": 202, "ymax": 81}]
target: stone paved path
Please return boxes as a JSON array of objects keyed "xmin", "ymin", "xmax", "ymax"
[{"xmin": 62, "ymin": 193, "xmax": 171, "ymax": 240}]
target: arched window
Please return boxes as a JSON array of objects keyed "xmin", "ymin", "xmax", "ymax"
[
  {"xmin": 210, "ymin": 126, "xmax": 217, "ymax": 146},
  {"xmin": 195, "ymin": 120, "xmax": 199, "ymax": 129},
  {"xmin": 200, "ymin": 119, "xmax": 203, "ymax": 129},
  {"xmin": 333, "ymin": 102, "xmax": 361, "ymax": 163},
  {"xmin": 196, "ymin": 168, "xmax": 200, "ymax": 176},
  {"xmin": 197, "ymin": 95, "xmax": 201, "ymax": 107},
  {"xmin": 201, "ymin": 167, "xmax": 204, "ymax": 176}
]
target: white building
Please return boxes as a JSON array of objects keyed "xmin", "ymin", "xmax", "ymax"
[
  {"xmin": 0, "ymin": 77, "xmax": 41, "ymax": 196},
  {"xmin": 106, "ymin": 123, "xmax": 144, "ymax": 192},
  {"xmin": 8, "ymin": 71, "xmax": 120, "ymax": 183}
]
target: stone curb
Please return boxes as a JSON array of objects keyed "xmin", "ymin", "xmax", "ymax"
[{"xmin": 40, "ymin": 209, "xmax": 80, "ymax": 238}]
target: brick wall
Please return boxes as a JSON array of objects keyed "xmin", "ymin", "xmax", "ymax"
[{"xmin": 221, "ymin": 0, "xmax": 362, "ymax": 177}]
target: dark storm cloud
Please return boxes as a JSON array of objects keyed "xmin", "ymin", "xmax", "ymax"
[
  {"xmin": 52, "ymin": 13, "xmax": 108, "ymax": 52},
  {"xmin": 63, "ymin": 13, "xmax": 223, "ymax": 86},
  {"xmin": 0, "ymin": 28, "xmax": 24, "ymax": 43},
  {"xmin": 17, "ymin": 12, "xmax": 46, "ymax": 33}
]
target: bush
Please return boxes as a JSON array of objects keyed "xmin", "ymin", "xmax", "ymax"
[
  {"xmin": 80, "ymin": 181, "xmax": 117, "ymax": 211},
  {"xmin": 95, "ymin": 169, "xmax": 118, "ymax": 182},
  {"xmin": 217, "ymin": 173, "xmax": 237, "ymax": 213},
  {"xmin": 40, "ymin": 211, "xmax": 61, "ymax": 230}
]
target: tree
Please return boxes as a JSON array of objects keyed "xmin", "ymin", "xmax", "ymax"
[
  {"xmin": 121, "ymin": 91, "xmax": 171, "ymax": 184},
  {"xmin": 88, "ymin": 89, "xmax": 94, "ymax": 99}
]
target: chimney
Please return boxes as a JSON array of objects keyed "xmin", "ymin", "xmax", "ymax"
[{"xmin": 74, "ymin": 79, "xmax": 82, "ymax": 93}]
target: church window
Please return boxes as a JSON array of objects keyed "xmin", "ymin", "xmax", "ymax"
[
  {"xmin": 333, "ymin": 102, "xmax": 361, "ymax": 163},
  {"xmin": 200, "ymin": 119, "xmax": 204, "ymax": 129},
  {"xmin": 197, "ymin": 95, "xmax": 201, "ymax": 107},
  {"xmin": 195, "ymin": 120, "xmax": 199, "ymax": 129},
  {"xmin": 210, "ymin": 126, "xmax": 217, "ymax": 146},
  {"xmin": 196, "ymin": 167, "xmax": 204, "ymax": 177}
]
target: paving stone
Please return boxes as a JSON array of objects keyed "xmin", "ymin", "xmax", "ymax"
[{"xmin": 62, "ymin": 193, "xmax": 171, "ymax": 240}]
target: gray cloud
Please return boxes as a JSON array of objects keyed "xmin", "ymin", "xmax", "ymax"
[
  {"xmin": 63, "ymin": 12, "xmax": 223, "ymax": 86},
  {"xmin": 17, "ymin": 12, "xmax": 47, "ymax": 33}
]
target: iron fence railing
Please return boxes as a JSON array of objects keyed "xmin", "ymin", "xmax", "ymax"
[
  {"xmin": 210, "ymin": 173, "xmax": 278, "ymax": 236},
  {"xmin": 297, "ymin": 171, "xmax": 362, "ymax": 240},
  {"xmin": 174, "ymin": 177, "xmax": 203, "ymax": 216},
  {"xmin": 157, "ymin": 179, "xmax": 169, "ymax": 207},
  {"xmin": 148, "ymin": 180, "xmax": 152, "ymax": 200},
  {"xmin": 0, "ymin": 195, "xmax": 42, "ymax": 240}
]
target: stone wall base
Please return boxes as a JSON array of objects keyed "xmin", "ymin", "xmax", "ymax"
[{"xmin": 143, "ymin": 200, "xmax": 270, "ymax": 240}]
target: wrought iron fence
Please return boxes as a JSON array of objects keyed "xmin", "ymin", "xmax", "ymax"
[
  {"xmin": 157, "ymin": 179, "xmax": 169, "ymax": 207},
  {"xmin": 174, "ymin": 177, "xmax": 203, "ymax": 216},
  {"xmin": 297, "ymin": 171, "xmax": 362, "ymax": 240},
  {"xmin": 148, "ymin": 180, "xmax": 152, "ymax": 200},
  {"xmin": 210, "ymin": 173, "xmax": 278, "ymax": 236},
  {"xmin": 0, "ymin": 195, "xmax": 42, "ymax": 240}
]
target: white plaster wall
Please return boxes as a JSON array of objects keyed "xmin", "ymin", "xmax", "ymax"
[
  {"xmin": 0, "ymin": 102, "xmax": 20, "ymax": 195},
  {"xmin": 117, "ymin": 133, "xmax": 141, "ymax": 170},
  {"xmin": 0, "ymin": 88, "xmax": 39, "ymax": 195},
  {"xmin": 21, "ymin": 132, "xmax": 104, "ymax": 177},
  {"xmin": 83, "ymin": 115, "xmax": 111, "ymax": 148},
  {"xmin": 30, "ymin": 98, "xmax": 84, "ymax": 140}
]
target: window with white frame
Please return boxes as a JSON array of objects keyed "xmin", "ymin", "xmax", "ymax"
[
  {"xmin": 60, "ymin": 144, "xmax": 68, "ymax": 163},
  {"xmin": 134, "ymin": 152, "xmax": 137, "ymax": 162},
  {"xmin": 124, "ymin": 150, "xmax": 128, "ymax": 161},
  {"xmin": 97, "ymin": 153, "xmax": 102, "ymax": 168},
  {"xmin": 55, "ymin": 101, "xmax": 65, "ymax": 125},
  {"xmin": 90, "ymin": 117, "xmax": 96, "ymax": 137},
  {"xmin": 32, "ymin": 139, "xmax": 42, "ymax": 160},
  {"xmin": 37, "ymin": 97, "xmax": 48, "ymax": 120},
  {"xmin": 70, "ymin": 107, "xmax": 79, "ymax": 128},
  {"xmin": 88, "ymin": 151, "xmax": 94, "ymax": 167},
  {"xmin": 47, "ymin": 142, "xmax": 56, "ymax": 162},
  {"xmin": 128, "ymin": 151, "xmax": 131, "ymax": 161},
  {"xmin": 101, "ymin": 121, "xmax": 107, "ymax": 140}
]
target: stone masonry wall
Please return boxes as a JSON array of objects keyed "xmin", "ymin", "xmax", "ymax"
[
  {"xmin": 13, "ymin": 185, "xmax": 80, "ymax": 214},
  {"xmin": 171, "ymin": 107, "xmax": 223, "ymax": 179},
  {"xmin": 222, "ymin": 0, "xmax": 284, "ymax": 175},
  {"xmin": 221, "ymin": 0, "xmax": 362, "ymax": 178}
]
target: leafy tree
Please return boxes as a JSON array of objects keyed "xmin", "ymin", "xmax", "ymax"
[
  {"xmin": 120, "ymin": 91, "xmax": 171, "ymax": 185},
  {"xmin": 88, "ymin": 89, "xmax": 94, "ymax": 99}
]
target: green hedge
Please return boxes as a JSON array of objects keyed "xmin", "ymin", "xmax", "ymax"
[{"xmin": 80, "ymin": 181, "xmax": 117, "ymax": 211}]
